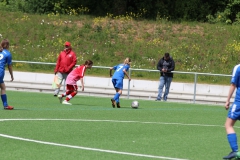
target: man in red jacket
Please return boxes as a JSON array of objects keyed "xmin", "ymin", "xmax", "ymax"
[{"xmin": 53, "ymin": 41, "xmax": 77, "ymax": 96}]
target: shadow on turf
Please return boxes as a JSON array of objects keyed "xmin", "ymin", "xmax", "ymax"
[
  {"xmin": 71, "ymin": 103, "xmax": 142, "ymax": 109},
  {"xmin": 2, "ymin": 108, "xmax": 29, "ymax": 110}
]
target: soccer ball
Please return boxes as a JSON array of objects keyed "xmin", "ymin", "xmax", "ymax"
[{"xmin": 131, "ymin": 101, "xmax": 139, "ymax": 109}]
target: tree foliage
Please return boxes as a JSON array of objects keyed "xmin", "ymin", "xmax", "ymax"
[{"xmin": 1, "ymin": 0, "xmax": 240, "ymax": 24}]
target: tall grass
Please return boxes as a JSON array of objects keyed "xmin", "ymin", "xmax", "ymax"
[{"xmin": 0, "ymin": 10, "xmax": 239, "ymax": 84}]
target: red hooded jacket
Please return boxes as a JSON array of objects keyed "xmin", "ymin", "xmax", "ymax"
[{"xmin": 54, "ymin": 49, "xmax": 77, "ymax": 74}]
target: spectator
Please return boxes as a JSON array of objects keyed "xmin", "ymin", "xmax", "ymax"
[
  {"xmin": 0, "ymin": 39, "xmax": 14, "ymax": 110},
  {"xmin": 58, "ymin": 60, "xmax": 93, "ymax": 105},
  {"xmin": 223, "ymin": 64, "xmax": 240, "ymax": 159},
  {"xmin": 156, "ymin": 53, "xmax": 175, "ymax": 101},
  {"xmin": 110, "ymin": 57, "xmax": 131, "ymax": 108},
  {"xmin": 54, "ymin": 41, "xmax": 77, "ymax": 96}
]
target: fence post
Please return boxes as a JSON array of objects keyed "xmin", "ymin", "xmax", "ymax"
[
  {"xmin": 193, "ymin": 73, "xmax": 197, "ymax": 103},
  {"xmin": 127, "ymin": 69, "xmax": 131, "ymax": 99}
]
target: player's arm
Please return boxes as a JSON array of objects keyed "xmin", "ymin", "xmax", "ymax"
[
  {"xmin": 67, "ymin": 52, "xmax": 77, "ymax": 71},
  {"xmin": 80, "ymin": 78, "xmax": 84, "ymax": 91},
  {"xmin": 225, "ymin": 83, "xmax": 236, "ymax": 110},
  {"xmin": 54, "ymin": 53, "xmax": 61, "ymax": 74},
  {"xmin": 109, "ymin": 67, "xmax": 113, "ymax": 77},
  {"xmin": 8, "ymin": 64, "xmax": 14, "ymax": 81},
  {"xmin": 167, "ymin": 59, "xmax": 175, "ymax": 72},
  {"xmin": 123, "ymin": 69, "xmax": 131, "ymax": 81},
  {"xmin": 156, "ymin": 59, "xmax": 164, "ymax": 72}
]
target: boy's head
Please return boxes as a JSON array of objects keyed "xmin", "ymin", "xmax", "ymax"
[
  {"xmin": 124, "ymin": 57, "xmax": 131, "ymax": 65},
  {"xmin": 84, "ymin": 60, "xmax": 93, "ymax": 68},
  {"xmin": 164, "ymin": 53, "xmax": 170, "ymax": 60},
  {"xmin": 0, "ymin": 39, "xmax": 10, "ymax": 51},
  {"xmin": 64, "ymin": 41, "xmax": 72, "ymax": 51}
]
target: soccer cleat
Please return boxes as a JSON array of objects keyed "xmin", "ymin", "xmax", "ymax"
[
  {"xmin": 117, "ymin": 102, "xmax": 120, "ymax": 108},
  {"xmin": 111, "ymin": 99, "xmax": 116, "ymax": 108},
  {"xmin": 223, "ymin": 151, "xmax": 238, "ymax": 159},
  {"xmin": 54, "ymin": 94, "xmax": 57, "ymax": 97},
  {"xmin": 155, "ymin": 99, "xmax": 161, "ymax": 101},
  {"xmin": 4, "ymin": 106, "xmax": 14, "ymax": 110},
  {"xmin": 58, "ymin": 95, "xmax": 63, "ymax": 103},
  {"xmin": 62, "ymin": 100, "xmax": 72, "ymax": 105}
]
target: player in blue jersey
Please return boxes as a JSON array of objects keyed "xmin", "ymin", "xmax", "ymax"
[
  {"xmin": 109, "ymin": 57, "xmax": 131, "ymax": 108},
  {"xmin": 0, "ymin": 39, "xmax": 14, "ymax": 110},
  {"xmin": 223, "ymin": 64, "xmax": 240, "ymax": 159}
]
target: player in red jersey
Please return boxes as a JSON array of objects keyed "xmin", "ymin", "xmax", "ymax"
[{"xmin": 58, "ymin": 60, "xmax": 93, "ymax": 105}]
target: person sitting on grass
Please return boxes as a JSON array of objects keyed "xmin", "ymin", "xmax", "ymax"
[{"xmin": 58, "ymin": 60, "xmax": 93, "ymax": 105}]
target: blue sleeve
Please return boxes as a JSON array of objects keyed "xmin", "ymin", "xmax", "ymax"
[
  {"xmin": 231, "ymin": 65, "xmax": 240, "ymax": 86},
  {"xmin": 113, "ymin": 65, "xmax": 118, "ymax": 70},
  {"xmin": 7, "ymin": 53, "xmax": 12, "ymax": 65},
  {"xmin": 124, "ymin": 65, "xmax": 130, "ymax": 72}
]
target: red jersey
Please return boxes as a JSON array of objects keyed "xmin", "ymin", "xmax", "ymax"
[
  {"xmin": 66, "ymin": 65, "xmax": 86, "ymax": 85},
  {"xmin": 54, "ymin": 49, "xmax": 77, "ymax": 74}
]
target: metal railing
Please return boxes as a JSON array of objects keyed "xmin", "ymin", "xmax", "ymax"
[{"xmin": 12, "ymin": 60, "xmax": 232, "ymax": 103}]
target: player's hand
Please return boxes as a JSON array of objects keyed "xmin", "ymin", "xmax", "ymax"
[
  {"xmin": 225, "ymin": 101, "xmax": 230, "ymax": 110},
  {"xmin": 129, "ymin": 78, "xmax": 131, "ymax": 81},
  {"xmin": 110, "ymin": 74, "xmax": 112, "ymax": 77},
  {"xmin": 82, "ymin": 86, "xmax": 84, "ymax": 91},
  {"xmin": 10, "ymin": 76, "xmax": 14, "ymax": 82}
]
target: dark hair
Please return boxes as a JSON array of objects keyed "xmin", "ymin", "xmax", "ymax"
[
  {"xmin": 164, "ymin": 53, "xmax": 170, "ymax": 58},
  {"xmin": 0, "ymin": 39, "xmax": 10, "ymax": 52},
  {"xmin": 84, "ymin": 60, "xmax": 93, "ymax": 66}
]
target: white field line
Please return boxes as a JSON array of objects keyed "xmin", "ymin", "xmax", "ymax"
[
  {"xmin": 0, "ymin": 118, "xmax": 232, "ymax": 159},
  {"xmin": 0, "ymin": 118, "xmax": 235, "ymax": 128},
  {"xmin": 0, "ymin": 133, "xmax": 187, "ymax": 160}
]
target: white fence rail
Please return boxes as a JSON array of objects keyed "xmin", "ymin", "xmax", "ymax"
[{"xmin": 11, "ymin": 60, "xmax": 232, "ymax": 105}]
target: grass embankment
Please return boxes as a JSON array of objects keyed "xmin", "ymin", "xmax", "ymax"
[{"xmin": 0, "ymin": 11, "xmax": 239, "ymax": 84}]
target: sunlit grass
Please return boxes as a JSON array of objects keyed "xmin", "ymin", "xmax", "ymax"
[{"xmin": 0, "ymin": 10, "xmax": 238, "ymax": 84}]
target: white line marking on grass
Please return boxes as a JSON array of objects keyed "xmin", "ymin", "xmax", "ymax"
[
  {"xmin": 0, "ymin": 133, "xmax": 188, "ymax": 160},
  {"xmin": 0, "ymin": 118, "xmax": 237, "ymax": 128}
]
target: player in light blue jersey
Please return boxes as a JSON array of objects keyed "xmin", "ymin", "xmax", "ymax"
[
  {"xmin": 0, "ymin": 39, "xmax": 14, "ymax": 110},
  {"xmin": 223, "ymin": 64, "xmax": 240, "ymax": 159},
  {"xmin": 109, "ymin": 57, "xmax": 131, "ymax": 108}
]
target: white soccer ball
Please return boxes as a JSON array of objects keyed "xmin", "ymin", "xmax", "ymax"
[{"xmin": 131, "ymin": 101, "xmax": 139, "ymax": 109}]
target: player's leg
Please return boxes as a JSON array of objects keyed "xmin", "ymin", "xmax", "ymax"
[
  {"xmin": 0, "ymin": 83, "xmax": 13, "ymax": 110},
  {"xmin": 115, "ymin": 88, "xmax": 122, "ymax": 108},
  {"xmin": 54, "ymin": 72, "xmax": 63, "ymax": 96},
  {"xmin": 223, "ymin": 102, "xmax": 240, "ymax": 159},
  {"xmin": 62, "ymin": 85, "xmax": 78, "ymax": 105},
  {"xmin": 111, "ymin": 79, "xmax": 117, "ymax": 107},
  {"xmin": 156, "ymin": 76, "xmax": 165, "ymax": 101},
  {"xmin": 111, "ymin": 79, "xmax": 123, "ymax": 108},
  {"xmin": 61, "ymin": 73, "xmax": 68, "ymax": 93},
  {"xmin": 58, "ymin": 84, "xmax": 71, "ymax": 103},
  {"xmin": 163, "ymin": 77, "xmax": 172, "ymax": 101},
  {"xmin": 0, "ymin": 72, "xmax": 13, "ymax": 110}
]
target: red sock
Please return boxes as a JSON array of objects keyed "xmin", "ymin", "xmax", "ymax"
[{"xmin": 66, "ymin": 92, "xmax": 77, "ymax": 101}]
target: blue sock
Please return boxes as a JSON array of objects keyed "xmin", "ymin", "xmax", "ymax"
[
  {"xmin": 116, "ymin": 98, "xmax": 119, "ymax": 103},
  {"xmin": 1, "ymin": 94, "xmax": 8, "ymax": 107},
  {"xmin": 228, "ymin": 133, "xmax": 238, "ymax": 152},
  {"xmin": 113, "ymin": 93, "xmax": 120, "ymax": 101}
]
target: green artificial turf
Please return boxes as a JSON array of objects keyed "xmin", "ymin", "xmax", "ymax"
[{"xmin": 0, "ymin": 91, "xmax": 235, "ymax": 160}]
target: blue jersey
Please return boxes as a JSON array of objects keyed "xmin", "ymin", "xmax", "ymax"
[
  {"xmin": 112, "ymin": 64, "xmax": 130, "ymax": 79},
  {"xmin": 231, "ymin": 64, "xmax": 240, "ymax": 102},
  {"xmin": 0, "ymin": 49, "xmax": 12, "ymax": 72}
]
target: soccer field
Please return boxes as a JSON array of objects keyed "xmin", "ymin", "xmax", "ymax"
[{"xmin": 0, "ymin": 91, "xmax": 236, "ymax": 160}]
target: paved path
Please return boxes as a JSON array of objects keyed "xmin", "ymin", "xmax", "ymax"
[{"xmin": 4, "ymin": 71, "xmax": 233, "ymax": 105}]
